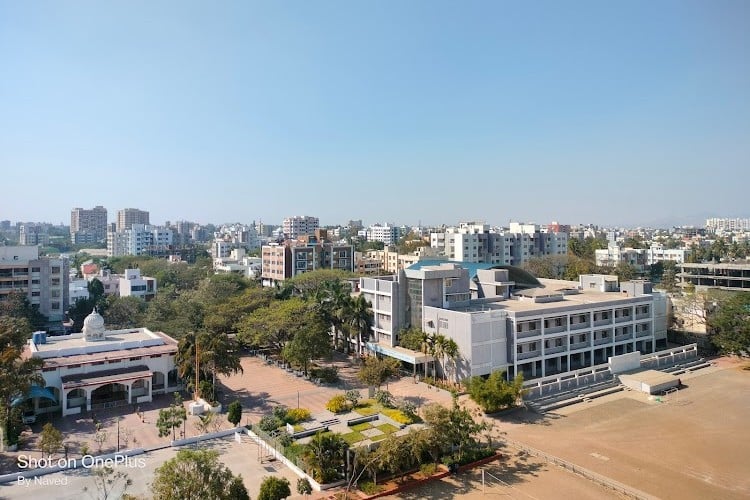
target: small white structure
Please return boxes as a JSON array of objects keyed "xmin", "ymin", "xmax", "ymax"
[
  {"xmin": 619, "ymin": 369, "xmax": 680, "ymax": 395},
  {"xmin": 24, "ymin": 310, "xmax": 180, "ymax": 417}
]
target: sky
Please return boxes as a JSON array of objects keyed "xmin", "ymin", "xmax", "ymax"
[{"xmin": 1, "ymin": 1, "xmax": 748, "ymax": 228}]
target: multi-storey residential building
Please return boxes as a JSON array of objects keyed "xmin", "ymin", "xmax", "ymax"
[
  {"xmin": 282, "ymin": 216, "xmax": 319, "ymax": 239},
  {"xmin": 119, "ymin": 269, "xmax": 157, "ymax": 300},
  {"xmin": 214, "ymin": 248, "xmax": 262, "ymax": 278},
  {"xmin": 261, "ymin": 237, "xmax": 354, "ymax": 286},
  {"xmin": 361, "ymin": 262, "xmax": 666, "ymax": 381},
  {"xmin": 107, "ymin": 224, "xmax": 173, "ymax": 257},
  {"xmin": 595, "ymin": 245, "xmax": 688, "ymax": 270},
  {"xmin": 430, "ymin": 222, "xmax": 568, "ymax": 266},
  {"xmin": 365, "ymin": 224, "xmax": 402, "ymax": 246},
  {"xmin": 0, "ymin": 246, "xmax": 69, "ymax": 322},
  {"xmin": 706, "ymin": 218, "xmax": 750, "ymax": 233},
  {"xmin": 19, "ymin": 223, "xmax": 50, "ymax": 246},
  {"xmin": 678, "ymin": 262, "xmax": 750, "ymax": 291},
  {"xmin": 354, "ymin": 252, "xmax": 383, "ymax": 275},
  {"xmin": 71, "ymin": 206, "xmax": 108, "ymax": 244},
  {"xmin": 22, "ymin": 309, "xmax": 179, "ymax": 418},
  {"xmin": 116, "ymin": 208, "xmax": 150, "ymax": 232}
]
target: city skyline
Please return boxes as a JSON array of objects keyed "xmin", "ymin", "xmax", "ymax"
[{"xmin": 1, "ymin": 1, "xmax": 748, "ymax": 227}]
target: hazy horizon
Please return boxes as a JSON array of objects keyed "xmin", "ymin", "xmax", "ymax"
[{"xmin": 2, "ymin": 1, "xmax": 748, "ymax": 228}]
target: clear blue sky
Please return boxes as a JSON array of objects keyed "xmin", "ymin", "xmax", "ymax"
[{"xmin": 1, "ymin": 0, "xmax": 748, "ymax": 228}]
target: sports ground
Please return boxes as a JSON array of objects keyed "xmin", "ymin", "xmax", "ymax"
[{"xmin": 494, "ymin": 359, "xmax": 750, "ymax": 500}]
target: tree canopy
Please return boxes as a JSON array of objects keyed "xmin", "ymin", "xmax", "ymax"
[
  {"xmin": 708, "ymin": 292, "xmax": 750, "ymax": 356},
  {"xmin": 151, "ymin": 449, "xmax": 249, "ymax": 500}
]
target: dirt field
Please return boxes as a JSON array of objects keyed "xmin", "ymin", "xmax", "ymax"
[
  {"xmin": 494, "ymin": 363, "xmax": 750, "ymax": 500},
  {"xmin": 387, "ymin": 449, "xmax": 626, "ymax": 500}
]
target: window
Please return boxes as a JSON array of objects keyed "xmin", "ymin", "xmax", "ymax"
[
  {"xmin": 438, "ymin": 318, "xmax": 449, "ymax": 330},
  {"xmin": 51, "ymin": 267, "xmax": 60, "ymax": 274},
  {"xmin": 130, "ymin": 357, "xmax": 141, "ymax": 361},
  {"xmin": 31, "ymin": 267, "xmax": 40, "ymax": 272},
  {"xmin": 31, "ymin": 291, "xmax": 40, "ymax": 297},
  {"xmin": 32, "ymin": 279, "xmax": 40, "ymax": 285},
  {"xmin": 517, "ymin": 345, "xmax": 523, "ymax": 354}
]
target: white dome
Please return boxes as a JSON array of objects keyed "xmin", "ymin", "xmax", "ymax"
[{"xmin": 83, "ymin": 308, "xmax": 106, "ymax": 340}]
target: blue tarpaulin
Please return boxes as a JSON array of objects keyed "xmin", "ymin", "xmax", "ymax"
[{"xmin": 11, "ymin": 386, "xmax": 57, "ymax": 407}]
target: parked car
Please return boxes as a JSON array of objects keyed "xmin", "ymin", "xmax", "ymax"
[{"xmin": 22, "ymin": 410, "xmax": 36, "ymax": 425}]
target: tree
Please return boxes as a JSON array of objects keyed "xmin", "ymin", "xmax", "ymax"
[
  {"xmin": 239, "ymin": 297, "xmax": 314, "ymax": 354},
  {"xmin": 176, "ymin": 331, "xmax": 242, "ymax": 401},
  {"xmin": 39, "ymin": 422, "xmax": 63, "ymax": 457},
  {"xmin": 0, "ymin": 291, "xmax": 48, "ymax": 330},
  {"xmin": 398, "ymin": 327, "xmax": 425, "ymax": 351},
  {"xmin": 309, "ymin": 279, "xmax": 351, "ymax": 352},
  {"xmin": 465, "ymin": 370, "xmax": 525, "ymax": 413},
  {"xmin": 301, "ymin": 431, "xmax": 348, "ymax": 484},
  {"xmin": 523, "ymin": 255, "xmax": 569, "ymax": 279},
  {"xmin": 151, "ymin": 449, "xmax": 249, "ymax": 500},
  {"xmin": 103, "ymin": 296, "xmax": 146, "ymax": 330},
  {"xmin": 357, "ymin": 356, "xmax": 400, "ymax": 389},
  {"xmin": 157, "ymin": 393, "xmax": 187, "ymax": 441},
  {"xmin": 441, "ymin": 338, "xmax": 459, "ymax": 383},
  {"xmin": 83, "ymin": 466, "xmax": 132, "ymax": 500},
  {"xmin": 281, "ymin": 309, "xmax": 331, "ymax": 375},
  {"xmin": 227, "ymin": 400, "xmax": 243, "ymax": 427},
  {"xmin": 347, "ymin": 294, "xmax": 373, "ymax": 355},
  {"xmin": 258, "ymin": 476, "xmax": 291, "ymax": 500},
  {"xmin": 94, "ymin": 429, "xmax": 109, "ymax": 453},
  {"xmin": 0, "ymin": 317, "xmax": 43, "ymax": 446},
  {"xmin": 614, "ymin": 262, "xmax": 637, "ymax": 282},
  {"xmin": 422, "ymin": 398, "xmax": 487, "ymax": 463},
  {"xmin": 297, "ymin": 477, "xmax": 313, "ymax": 497},
  {"xmin": 708, "ymin": 292, "xmax": 750, "ymax": 356}
]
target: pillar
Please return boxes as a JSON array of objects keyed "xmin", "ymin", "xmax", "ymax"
[
  {"xmin": 126, "ymin": 382, "xmax": 133, "ymax": 404},
  {"xmin": 556, "ymin": 357, "xmax": 561, "ymax": 373},
  {"xmin": 85, "ymin": 388, "xmax": 92, "ymax": 412}
]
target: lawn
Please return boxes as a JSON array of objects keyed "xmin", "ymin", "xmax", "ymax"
[
  {"xmin": 353, "ymin": 400, "xmax": 418, "ymax": 424},
  {"xmin": 342, "ymin": 431, "xmax": 366, "ymax": 445},
  {"xmin": 376, "ymin": 423, "xmax": 399, "ymax": 434},
  {"xmin": 351, "ymin": 422, "xmax": 373, "ymax": 432}
]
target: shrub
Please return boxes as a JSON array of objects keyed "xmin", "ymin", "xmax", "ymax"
[
  {"xmin": 399, "ymin": 400, "xmax": 417, "ymax": 418},
  {"xmin": 311, "ymin": 366, "xmax": 339, "ymax": 383},
  {"xmin": 272, "ymin": 405, "xmax": 290, "ymax": 422},
  {"xmin": 359, "ymin": 481, "xmax": 383, "ymax": 495},
  {"xmin": 277, "ymin": 433, "xmax": 293, "ymax": 447},
  {"xmin": 420, "ymin": 462, "xmax": 438, "ymax": 476},
  {"xmin": 344, "ymin": 389, "xmax": 361, "ymax": 408},
  {"xmin": 258, "ymin": 415, "xmax": 283, "ymax": 433},
  {"xmin": 374, "ymin": 390, "xmax": 393, "ymax": 408},
  {"xmin": 285, "ymin": 407, "xmax": 311, "ymax": 424},
  {"xmin": 326, "ymin": 395, "xmax": 350, "ymax": 413},
  {"xmin": 382, "ymin": 408, "xmax": 414, "ymax": 424}
]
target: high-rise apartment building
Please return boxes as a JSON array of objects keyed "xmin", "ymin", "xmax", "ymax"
[
  {"xmin": 71, "ymin": 206, "xmax": 108, "ymax": 244},
  {"xmin": 282, "ymin": 216, "xmax": 319, "ymax": 239},
  {"xmin": 117, "ymin": 208, "xmax": 150, "ymax": 232},
  {"xmin": 107, "ymin": 224, "xmax": 173, "ymax": 257},
  {"xmin": 0, "ymin": 246, "xmax": 69, "ymax": 322},
  {"xmin": 19, "ymin": 224, "xmax": 50, "ymax": 246},
  {"xmin": 261, "ymin": 238, "xmax": 354, "ymax": 286}
]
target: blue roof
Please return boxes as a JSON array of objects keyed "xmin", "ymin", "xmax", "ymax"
[{"xmin": 12, "ymin": 386, "xmax": 57, "ymax": 407}]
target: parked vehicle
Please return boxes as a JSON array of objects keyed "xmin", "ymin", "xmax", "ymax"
[{"xmin": 22, "ymin": 410, "xmax": 36, "ymax": 424}]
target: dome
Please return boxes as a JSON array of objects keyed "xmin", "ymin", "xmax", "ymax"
[{"xmin": 83, "ymin": 308, "xmax": 106, "ymax": 340}]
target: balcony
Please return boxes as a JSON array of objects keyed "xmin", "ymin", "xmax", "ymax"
[
  {"xmin": 635, "ymin": 312, "xmax": 651, "ymax": 321},
  {"xmin": 636, "ymin": 329, "xmax": 651, "ymax": 338},
  {"xmin": 593, "ymin": 337, "xmax": 612, "ymax": 346},
  {"xmin": 516, "ymin": 329, "xmax": 542, "ymax": 339},
  {"xmin": 593, "ymin": 318, "xmax": 612, "ymax": 327},
  {"xmin": 614, "ymin": 333, "xmax": 633, "ymax": 343},
  {"xmin": 569, "ymin": 340, "xmax": 590, "ymax": 350},
  {"xmin": 615, "ymin": 314, "xmax": 632, "ymax": 324},
  {"xmin": 543, "ymin": 324, "xmax": 567, "ymax": 335},
  {"xmin": 544, "ymin": 345, "xmax": 567, "ymax": 355},
  {"xmin": 517, "ymin": 350, "xmax": 542, "ymax": 360}
]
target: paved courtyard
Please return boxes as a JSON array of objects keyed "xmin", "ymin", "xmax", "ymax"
[{"xmin": 0, "ymin": 436, "xmax": 304, "ymax": 500}]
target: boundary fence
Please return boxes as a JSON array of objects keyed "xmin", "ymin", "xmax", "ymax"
[{"xmin": 501, "ymin": 437, "xmax": 659, "ymax": 500}]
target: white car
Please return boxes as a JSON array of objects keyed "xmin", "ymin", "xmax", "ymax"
[{"xmin": 22, "ymin": 410, "xmax": 36, "ymax": 425}]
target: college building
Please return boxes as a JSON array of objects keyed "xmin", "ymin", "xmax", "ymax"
[{"xmin": 360, "ymin": 261, "xmax": 668, "ymax": 381}]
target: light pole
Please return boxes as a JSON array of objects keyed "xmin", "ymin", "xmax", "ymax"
[{"xmin": 116, "ymin": 416, "xmax": 120, "ymax": 452}]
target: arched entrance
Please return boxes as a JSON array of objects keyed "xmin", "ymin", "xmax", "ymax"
[
  {"xmin": 91, "ymin": 383, "xmax": 128, "ymax": 409},
  {"xmin": 67, "ymin": 388, "xmax": 86, "ymax": 410},
  {"xmin": 167, "ymin": 368, "xmax": 179, "ymax": 389},
  {"xmin": 131, "ymin": 378, "xmax": 149, "ymax": 399},
  {"xmin": 152, "ymin": 372, "xmax": 165, "ymax": 394}
]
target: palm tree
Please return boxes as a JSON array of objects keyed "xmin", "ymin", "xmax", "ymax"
[
  {"xmin": 347, "ymin": 294, "xmax": 373, "ymax": 356},
  {"xmin": 442, "ymin": 338, "xmax": 459, "ymax": 384},
  {"xmin": 311, "ymin": 280, "xmax": 350, "ymax": 352},
  {"xmin": 176, "ymin": 331, "xmax": 243, "ymax": 400},
  {"xmin": 419, "ymin": 332, "xmax": 434, "ymax": 378},
  {"xmin": 431, "ymin": 334, "xmax": 447, "ymax": 380}
]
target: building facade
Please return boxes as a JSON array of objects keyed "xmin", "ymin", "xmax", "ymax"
[
  {"xmin": 119, "ymin": 269, "xmax": 157, "ymax": 300},
  {"xmin": 678, "ymin": 262, "xmax": 750, "ymax": 291},
  {"xmin": 71, "ymin": 206, "xmax": 108, "ymax": 244},
  {"xmin": 0, "ymin": 246, "xmax": 69, "ymax": 322},
  {"xmin": 360, "ymin": 263, "xmax": 667, "ymax": 381},
  {"xmin": 116, "ymin": 208, "xmax": 150, "ymax": 232},
  {"xmin": 107, "ymin": 224, "xmax": 174, "ymax": 257},
  {"xmin": 19, "ymin": 224, "xmax": 50, "ymax": 246},
  {"xmin": 282, "ymin": 216, "xmax": 319, "ymax": 239},
  {"xmin": 261, "ymin": 239, "xmax": 354, "ymax": 285}
]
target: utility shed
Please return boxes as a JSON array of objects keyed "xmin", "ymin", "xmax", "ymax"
[{"xmin": 619, "ymin": 369, "xmax": 680, "ymax": 395}]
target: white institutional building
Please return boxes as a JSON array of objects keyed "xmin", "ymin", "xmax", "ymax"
[{"xmin": 24, "ymin": 310, "xmax": 180, "ymax": 418}]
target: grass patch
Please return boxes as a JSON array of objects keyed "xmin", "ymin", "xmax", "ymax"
[
  {"xmin": 382, "ymin": 408, "xmax": 417, "ymax": 424},
  {"xmin": 341, "ymin": 431, "xmax": 365, "ymax": 445},
  {"xmin": 353, "ymin": 406, "xmax": 378, "ymax": 416},
  {"xmin": 350, "ymin": 422, "xmax": 373, "ymax": 432},
  {"xmin": 376, "ymin": 423, "xmax": 399, "ymax": 434},
  {"xmin": 370, "ymin": 433, "xmax": 387, "ymax": 442}
]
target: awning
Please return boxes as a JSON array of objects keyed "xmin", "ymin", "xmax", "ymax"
[
  {"xmin": 61, "ymin": 365, "xmax": 152, "ymax": 390},
  {"xmin": 11, "ymin": 386, "xmax": 57, "ymax": 407},
  {"xmin": 367, "ymin": 342, "xmax": 433, "ymax": 364}
]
